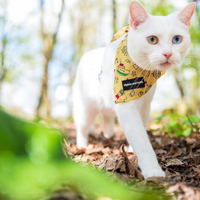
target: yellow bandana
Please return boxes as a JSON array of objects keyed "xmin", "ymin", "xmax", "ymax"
[{"xmin": 112, "ymin": 26, "xmax": 166, "ymax": 104}]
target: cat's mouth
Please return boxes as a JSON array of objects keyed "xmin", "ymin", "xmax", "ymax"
[
  {"xmin": 160, "ymin": 61, "xmax": 171, "ymax": 67},
  {"xmin": 157, "ymin": 61, "xmax": 175, "ymax": 71},
  {"xmin": 159, "ymin": 61, "xmax": 173, "ymax": 70}
]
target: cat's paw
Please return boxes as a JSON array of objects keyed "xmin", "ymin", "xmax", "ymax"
[
  {"xmin": 77, "ymin": 142, "xmax": 87, "ymax": 149},
  {"xmin": 142, "ymin": 166, "xmax": 165, "ymax": 179},
  {"xmin": 76, "ymin": 135, "xmax": 88, "ymax": 149},
  {"xmin": 102, "ymin": 119, "xmax": 114, "ymax": 139},
  {"xmin": 103, "ymin": 131, "xmax": 114, "ymax": 139},
  {"xmin": 103, "ymin": 126, "xmax": 114, "ymax": 138},
  {"xmin": 128, "ymin": 145, "xmax": 134, "ymax": 153},
  {"xmin": 89, "ymin": 125, "xmax": 95, "ymax": 133}
]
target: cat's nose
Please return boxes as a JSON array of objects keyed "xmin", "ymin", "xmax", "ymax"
[{"xmin": 163, "ymin": 53, "xmax": 172, "ymax": 59}]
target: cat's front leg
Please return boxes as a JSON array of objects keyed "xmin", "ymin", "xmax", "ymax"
[
  {"xmin": 116, "ymin": 101, "xmax": 165, "ymax": 179},
  {"xmin": 140, "ymin": 84, "xmax": 156, "ymax": 129}
]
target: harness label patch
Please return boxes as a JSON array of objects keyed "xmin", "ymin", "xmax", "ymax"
[{"xmin": 122, "ymin": 77, "xmax": 145, "ymax": 91}]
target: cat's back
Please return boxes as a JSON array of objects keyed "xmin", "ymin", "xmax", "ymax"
[
  {"xmin": 73, "ymin": 47, "xmax": 106, "ymax": 99},
  {"xmin": 76, "ymin": 47, "xmax": 105, "ymax": 80}
]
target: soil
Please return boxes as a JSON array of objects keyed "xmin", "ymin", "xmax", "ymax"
[{"xmin": 61, "ymin": 122, "xmax": 200, "ymax": 200}]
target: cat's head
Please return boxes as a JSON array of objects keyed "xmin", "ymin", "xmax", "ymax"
[{"xmin": 127, "ymin": 1, "xmax": 196, "ymax": 71}]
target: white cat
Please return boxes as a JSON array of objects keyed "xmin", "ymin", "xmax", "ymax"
[{"xmin": 72, "ymin": 1, "xmax": 196, "ymax": 179}]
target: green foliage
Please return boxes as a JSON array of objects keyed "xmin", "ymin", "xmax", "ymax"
[
  {"xmin": 0, "ymin": 109, "xmax": 63, "ymax": 159},
  {"xmin": 140, "ymin": 0, "xmax": 173, "ymax": 16},
  {"xmin": 0, "ymin": 109, "xmax": 169, "ymax": 200},
  {"xmin": 152, "ymin": 114, "xmax": 200, "ymax": 137}
]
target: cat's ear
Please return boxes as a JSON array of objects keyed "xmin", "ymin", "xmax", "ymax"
[
  {"xmin": 130, "ymin": 1, "xmax": 149, "ymax": 29},
  {"xmin": 177, "ymin": 3, "xmax": 196, "ymax": 27}
]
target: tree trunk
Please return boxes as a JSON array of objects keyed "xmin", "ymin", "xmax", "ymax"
[
  {"xmin": 0, "ymin": 69, "xmax": 6, "ymax": 99},
  {"xmin": 36, "ymin": 0, "xmax": 65, "ymax": 118},
  {"xmin": 173, "ymin": 69, "xmax": 185, "ymax": 99},
  {"xmin": 112, "ymin": 0, "xmax": 117, "ymax": 33},
  {"xmin": 36, "ymin": 57, "xmax": 51, "ymax": 118},
  {"xmin": 0, "ymin": 4, "xmax": 7, "ymax": 104}
]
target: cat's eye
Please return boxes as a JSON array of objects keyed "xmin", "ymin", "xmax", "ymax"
[
  {"xmin": 147, "ymin": 36, "xmax": 158, "ymax": 45},
  {"xmin": 172, "ymin": 35, "xmax": 182, "ymax": 44}
]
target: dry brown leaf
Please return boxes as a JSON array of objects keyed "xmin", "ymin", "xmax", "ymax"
[
  {"xmin": 63, "ymin": 122, "xmax": 200, "ymax": 200},
  {"xmin": 192, "ymin": 167, "xmax": 200, "ymax": 174},
  {"xmin": 121, "ymin": 144, "xmax": 144, "ymax": 180},
  {"xmin": 147, "ymin": 177, "xmax": 165, "ymax": 183},
  {"xmin": 166, "ymin": 159, "xmax": 184, "ymax": 167},
  {"xmin": 168, "ymin": 144, "xmax": 183, "ymax": 158},
  {"xmin": 99, "ymin": 155, "xmax": 124, "ymax": 172}
]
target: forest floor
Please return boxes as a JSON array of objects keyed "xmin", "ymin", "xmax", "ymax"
[{"xmin": 61, "ymin": 122, "xmax": 200, "ymax": 200}]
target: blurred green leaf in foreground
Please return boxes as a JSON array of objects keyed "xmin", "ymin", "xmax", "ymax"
[{"xmin": 0, "ymin": 109, "xmax": 169, "ymax": 200}]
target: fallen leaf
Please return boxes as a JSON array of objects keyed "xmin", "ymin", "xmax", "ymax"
[
  {"xmin": 166, "ymin": 159, "xmax": 184, "ymax": 167},
  {"xmin": 121, "ymin": 144, "xmax": 143, "ymax": 180},
  {"xmin": 63, "ymin": 122, "xmax": 200, "ymax": 199}
]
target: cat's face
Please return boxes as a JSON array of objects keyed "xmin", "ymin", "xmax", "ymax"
[{"xmin": 127, "ymin": 2, "xmax": 196, "ymax": 71}]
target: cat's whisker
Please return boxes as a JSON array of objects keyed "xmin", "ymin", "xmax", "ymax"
[
  {"xmin": 180, "ymin": 52, "xmax": 199, "ymax": 59},
  {"xmin": 181, "ymin": 63, "xmax": 200, "ymax": 72},
  {"xmin": 184, "ymin": 55, "xmax": 199, "ymax": 58},
  {"xmin": 136, "ymin": 58, "xmax": 151, "ymax": 66},
  {"xmin": 129, "ymin": 60, "xmax": 152, "ymax": 90},
  {"xmin": 135, "ymin": 65, "xmax": 153, "ymax": 90},
  {"xmin": 135, "ymin": 64, "xmax": 153, "ymax": 91}
]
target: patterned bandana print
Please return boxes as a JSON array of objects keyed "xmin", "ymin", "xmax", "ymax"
[{"xmin": 112, "ymin": 26, "xmax": 166, "ymax": 104}]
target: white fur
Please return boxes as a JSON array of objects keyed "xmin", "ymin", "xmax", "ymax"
[{"xmin": 72, "ymin": 2, "xmax": 195, "ymax": 179}]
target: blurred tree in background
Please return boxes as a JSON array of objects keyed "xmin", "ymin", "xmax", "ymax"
[
  {"xmin": 70, "ymin": 0, "xmax": 105, "ymax": 61},
  {"xmin": 36, "ymin": 0, "xmax": 65, "ymax": 119},
  {"xmin": 0, "ymin": 0, "xmax": 7, "ymax": 98},
  {"xmin": 0, "ymin": 0, "xmax": 199, "ymax": 118}
]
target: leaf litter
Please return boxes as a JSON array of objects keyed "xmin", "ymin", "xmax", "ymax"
[{"xmin": 63, "ymin": 122, "xmax": 200, "ymax": 200}]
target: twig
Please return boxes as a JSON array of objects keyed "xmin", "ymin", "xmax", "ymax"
[
  {"xmin": 186, "ymin": 114, "xmax": 200, "ymax": 134},
  {"xmin": 190, "ymin": 147, "xmax": 198, "ymax": 165},
  {"xmin": 120, "ymin": 144, "xmax": 143, "ymax": 179}
]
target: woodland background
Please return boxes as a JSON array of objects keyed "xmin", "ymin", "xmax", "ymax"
[
  {"xmin": 0, "ymin": 0, "xmax": 200, "ymax": 119},
  {"xmin": 0, "ymin": 0, "xmax": 200, "ymax": 200}
]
